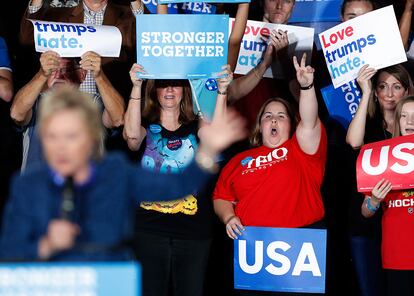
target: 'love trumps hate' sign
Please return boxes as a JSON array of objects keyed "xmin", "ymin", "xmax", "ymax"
[{"xmin": 319, "ymin": 6, "xmax": 406, "ymax": 88}]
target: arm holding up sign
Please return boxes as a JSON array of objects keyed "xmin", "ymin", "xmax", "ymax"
[
  {"xmin": 399, "ymin": 0, "xmax": 414, "ymax": 51},
  {"xmin": 346, "ymin": 65, "xmax": 377, "ymax": 149},
  {"xmin": 228, "ymin": 29, "xmax": 289, "ymax": 103},
  {"xmin": 80, "ymin": 51, "xmax": 125, "ymax": 128},
  {"xmin": 123, "ymin": 63, "xmax": 146, "ymax": 151},
  {"xmin": 228, "ymin": 3, "xmax": 249, "ymax": 72},
  {"xmin": 361, "ymin": 179, "xmax": 392, "ymax": 218}
]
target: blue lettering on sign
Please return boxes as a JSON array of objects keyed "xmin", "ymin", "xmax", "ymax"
[{"xmin": 234, "ymin": 226, "xmax": 326, "ymax": 293}]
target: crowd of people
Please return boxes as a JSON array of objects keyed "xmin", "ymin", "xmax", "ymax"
[{"xmin": 0, "ymin": 0, "xmax": 414, "ymax": 296}]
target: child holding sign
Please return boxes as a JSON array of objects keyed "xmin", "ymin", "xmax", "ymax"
[{"xmin": 361, "ymin": 96, "xmax": 414, "ymax": 296}]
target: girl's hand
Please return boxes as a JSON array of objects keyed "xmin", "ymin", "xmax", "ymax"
[
  {"xmin": 371, "ymin": 178, "xmax": 392, "ymax": 207},
  {"xmin": 217, "ymin": 64, "xmax": 233, "ymax": 94},
  {"xmin": 356, "ymin": 64, "xmax": 376, "ymax": 95},
  {"xmin": 225, "ymin": 215, "xmax": 245, "ymax": 239}
]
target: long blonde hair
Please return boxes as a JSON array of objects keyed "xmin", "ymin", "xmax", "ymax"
[{"xmin": 38, "ymin": 85, "xmax": 105, "ymax": 159}]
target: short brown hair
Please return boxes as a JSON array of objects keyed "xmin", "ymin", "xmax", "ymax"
[
  {"xmin": 250, "ymin": 97, "xmax": 298, "ymax": 147},
  {"xmin": 142, "ymin": 79, "xmax": 195, "ymax": 124}
]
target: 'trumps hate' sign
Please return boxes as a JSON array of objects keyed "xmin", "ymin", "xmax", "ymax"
[
  {"xmin": 136, "ymin": 14, "xmax": 228, "ymax": 79},
  {"xmin": 321, "ymin": 80, "xmax": 362, "ymax": 129},
  {"xmin": 31, "ymin": 20, "xmax": 122, "ymax": 57},
  {"xmin": 234, "ymin": 227, "xmax": 326, "ymax": 293},
  {"xmin": 290, "ymin": 0, "xmax": 342, "ymax": 23},
  {"xmin": 230, "ymin": 19, "xmax": 314, "ymax": 79},
  {"xmin": 0, "ymin": 262, "xmax": 141, "ymax": 296},
  {"xmin": 142, "ymin": 0, "xmax": 216, "ymax": 14},
  {"xmin": 318, "ymin": 5, "xmax": 406, "ymax": 88},
  {"xmin": 357, "ymin": 135, "xmax": 414, "ymax": 193}
]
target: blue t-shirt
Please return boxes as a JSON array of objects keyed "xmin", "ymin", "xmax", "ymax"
[{"xmin": 0, "ymin": 37, "xmax": 11, "ymax": 70}]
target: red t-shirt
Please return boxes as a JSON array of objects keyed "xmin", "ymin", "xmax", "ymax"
[
  {"xmin": 381, "ymin": 190, "xmax": 414, "ymax": 270},
  {"xmin": 213, "ymin": 126, "xmax": 327, "ymax": 228}
]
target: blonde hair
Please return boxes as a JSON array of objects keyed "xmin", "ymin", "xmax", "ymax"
[
  {"xmin": 393, "ymin": 95, "xmax": 414, "ymax": 137},
  {"xmin": 38, "ymin": 85, "xmax": 105, "ymax": 159},
  {"xmin": 250, "ymin": 97, "xmax": 298, "ymax": 147}
]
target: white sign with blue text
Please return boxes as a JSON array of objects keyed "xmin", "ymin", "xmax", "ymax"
[
  {"xmin": 136, "ymin": 14, "xmax": 228, "ymax": 79},
  {"xmin": 234, "ymin": 227, "xmax": 326, "ymax": 294},
  {"xmin": 31, "ymin": 20, "xmax": 122, "ymax": 57},
  {"xmin": 230, "ymin": 19, "xmax": 314, "ymax": 79},
  {"xmin": 0, "ymin": 262, "xmax": 141, "ymax": 296},
  {"xmin": 319, "ymin": 5, "xmax": 406, "ymax": 88}
]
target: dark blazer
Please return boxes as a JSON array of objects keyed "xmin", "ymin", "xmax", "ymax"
[{"xmin": 19, "ymin": 1, "xmax": 135, "ymax": 98}]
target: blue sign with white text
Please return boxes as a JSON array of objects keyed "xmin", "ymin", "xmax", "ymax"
[
  {"xmin": 234, "ymin": 227, "xmax": 326, "ymax": 294},
  {"xmin": 142, "ymin": 0, "xmax": 216, "ymax": 14},
  {"xmin": 136, "ymin": 15, "xmax": 228, "ymax": 79},
  {"xmin": 290, "ymin": 0, "xmax": 342, "ymax": 23},
  {"xmin": 0, "ymin": 262, "xmax": 141, "ymax": 296},
  {"xmin": 321, "ymin": 80, "xmax": 362, "ymax": 129}
]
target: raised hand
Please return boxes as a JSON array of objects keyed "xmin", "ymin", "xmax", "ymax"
[
  {"xmin": 356, "ymin": 64, "xmax": 376, "ymax": 95},
  {"xmin": 80, "ymin": 51, "xmax": 102, "ymax": 78},
  {"xmin": 217, "ymin": 64, "xmax": 233, "ymax": 94},
  {"xmin": 198, "ymin": 108, "xmax": 247, "ymax": 156},
  {"xmin": 262, "ymin": 29, "xmax": 289, "ymax": 68},
  {"xmin": 293, "ymin": 53, "xmax": 314, "ymax": 88},
  {"xmin": 129, "ymin": 63, "xmax": 146, "ymax": 88},
  {"xmin": 39, "ymin": 51, "xmax": 61, "ymax": 78}
]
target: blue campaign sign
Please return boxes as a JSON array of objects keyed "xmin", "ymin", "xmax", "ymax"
[
  {"xmin": 0, "ymin": 261, "xmax": 141, "ymax": 296},
  {"xmin": 142, "ymin": 0, "xmax": 216, "ymax": 14},
  {"xmin": 234, "ymin": 227, "xmax": 327, "ymax": 294},
  {"xmin": 290, "ymin": 0, "xmax": 342, "ymax": 23},
  {"xmin": 321, "ymin": 80, "xmax": 362, "ymax": 129},
  {"xmin": 158, "ymin": 0, "xmax": 248, "ymax": 3},
  {"xmin": 136, "ymin": 14, "xmax": 228, "ymax": 79}
]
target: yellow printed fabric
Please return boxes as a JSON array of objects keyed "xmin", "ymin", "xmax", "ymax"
[{"xmin": 140, "ymin": 195, "xmax": 198, "ymax": 215}]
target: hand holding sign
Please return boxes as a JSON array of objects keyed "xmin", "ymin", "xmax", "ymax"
[
  {"xmin": 293, "ymin": 53, "xmax": 314, "ymax": 88},
  {"xmin": 80, "ymin": 51, "xmax": 102, "ymax": 78},
  {"xmin": 371, "ymin": 178, "xmax": 393, "ymax": 207},
  {"xmin": 356, "ymin": 64, "xmax": 376, "ymax": 95},
  {"xmin": 226, "ymin": 215, "xmax": 245, "ymax": 239},
  {"xmin": 129, "ymin": 63, "xmax": 146, "ymax": 88},
  {"xmin": 40, "ymin": 51, "xmax": 61, "ymax": 78},
  {"xmin": 216, "ymin": 64, "xmax": 233, "ymax": 94}
]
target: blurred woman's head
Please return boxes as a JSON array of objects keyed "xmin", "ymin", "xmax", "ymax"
[
  {"xmin": 393, "ymin": 96, "xmax": 414, "ymax": 137},
  {"xmin": 341, "ymin": 0, "xmax": 376, "ymax": 22},
  {"xmin": 262, "ymin": 0, "xmax": 295, "ymax": 24},
  {"xmin": 369, "ymin": 64, "xmax": 414, "ymax": 119},
  {"xmin": 38, "ymin": 86, "xmax": 104, "ymax": 177},
  {"xmin": 250, "ymin": 98, "xmax": 298, "ymax": 147},
  {"xmin": 143, "ymin": 79, "xmax": 195, "ymax": 124}
]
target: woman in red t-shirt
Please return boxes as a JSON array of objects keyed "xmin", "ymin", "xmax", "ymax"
[
  {"xmin": 213, "ymin": 53, "xmax": 327, "ymax": 239},
  {"xmin": 361, "ymin": 96, "xmax": 414, "ymax": 296}
]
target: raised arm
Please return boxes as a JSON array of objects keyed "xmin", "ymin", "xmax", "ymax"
[
  {"xmin": 157, "ymin": 3, "xmax": 168, "ymax": 14},
  {"xmin": 211, "ymin": 64, "xmax": 233, "ymax": 122},
  {"xmin": 123, "ymin": 63, "xmax": 147, "ymax": 151},
  {"xmin": 361, "ymin": 179, "xmax": 391, "ymax": 218},
  {"xmin": 228, "ymin": 3, "xmax": 249, "ymax": 71},
  {"xmin": 293, "ymin": 54, "xmax": 321, "ymax": 154},
  {"xmin": 346, "ymin": 65, "xmax": 377, "ymax": 149},
  {"xmin": 399, "ymin": 0, "xmax": 414, "ymax": 51},
  {"xmin": 228, "ymin": 29, "xmax": 288, "ymax": 103},
  {"xmin": 80, "ymin": 51, "xmax": 125, "ymax": 128},
  {"xmin": 11, "ymin": 51, "xmax": 58, "ymax": 126}
]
